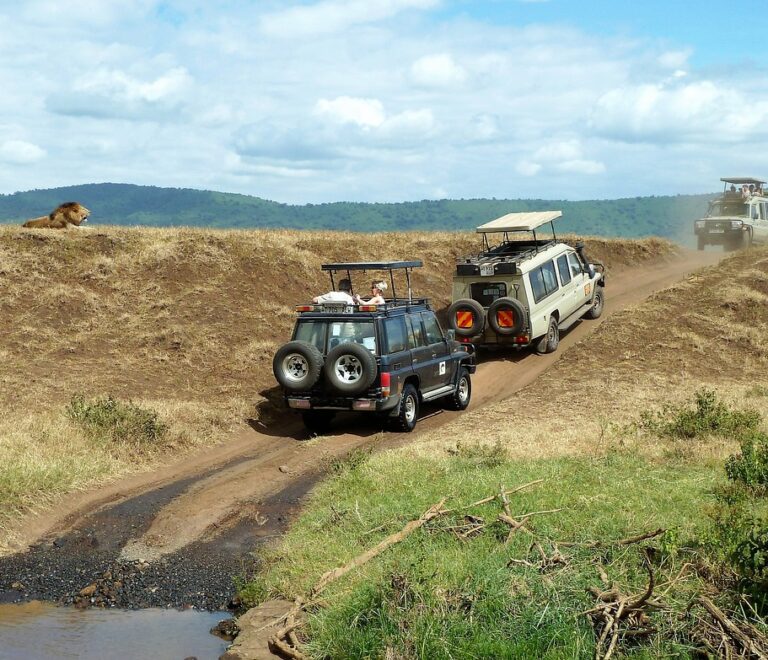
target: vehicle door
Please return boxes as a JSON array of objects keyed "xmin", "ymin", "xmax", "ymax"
[
  {"xmin": 380, "ymin": 316, "xmax": 412, "ymax": 393},
  {"xmin": 555, "ymin": 252, "xmax": 579, "ymax": 318},
  {"xmin": 404, "ymin": 314, "xmax": 434, "ymax": 390},
  {"xmin": 527, "ymin": 260, "xmax": 560, "ymax": 337},
  {"xmin": 753, "ymin": 202, "xmax": 768, "ymax": 242},
  {"xmin": 421, "ymin": 311, "xmax": 453, "ymax": 390},
  {"xmin": 567, "ymin": 252, "xmax": 593, "ymax": 310}
]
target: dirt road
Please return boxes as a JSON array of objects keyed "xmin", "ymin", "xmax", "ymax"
[{"xmin": 0, "ymin": 249, "xmax": 723, "ymax": 609}]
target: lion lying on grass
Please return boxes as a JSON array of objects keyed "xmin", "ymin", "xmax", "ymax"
[{"xmin": 22, "ymin": 202, "xmax": 90, "ymax": 229}]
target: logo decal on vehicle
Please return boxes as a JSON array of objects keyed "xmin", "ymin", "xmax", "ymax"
[
  {"xmin": 439, "ymin": 361, "xmax": 446, "ymax": 375},
  {"xmin": 584, "ymin": 283, "xmax": 591, "ymax": 296}
]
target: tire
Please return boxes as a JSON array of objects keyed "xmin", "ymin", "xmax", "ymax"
[
  {"xmin": 584, "ymin": 287, "xmax": 604, "ymax": 320},
  {"xmin": 487, "ymin": 297, "xmax": 526, "ymax": 336},
  {"xmin": 273, "ymin": 341, "xmax": 323, "ymax": 391},
  {"xmin": 445, "ymin": 368, "xmax": 471, "ymax": 411},
  {"xmin": 391, "ymin": 383, "xmax": 419, "ymax": 432},
  {"xmin": 302, "ymin": 411, "xmax": 335, "ymax": 435},
  {"xmin": 742, "ymin": 229, "xmax": 753, "ymax": 250},
  {"xmin": 697, "ymin": 235, "xmax": 705, "ymax": 251},
  {"xmin": 324, "ymin": 342, "xmax": 377, "ymax": 395},
  {"xmin": 447, "ymin": 299, "xmax": 485, "ymax": 337},
  {"xmin": 536, "ymin": 316, "xmax": 560, "ymax": 354}
]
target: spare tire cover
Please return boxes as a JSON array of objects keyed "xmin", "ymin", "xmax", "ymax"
[
  {"xmin": 447, "ymin": 299, "xmax": 486, "ymax": 337},
  {"xmin": 487, "ymin": 297, "xmax": 525, "ymax": 336}
]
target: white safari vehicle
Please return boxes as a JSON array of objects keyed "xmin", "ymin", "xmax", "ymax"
[
  {"xmin": 447, "ymin": 211, "xmax": 605, "ymax": 353},
  {"xmin": 694, "ymin": 177, "xmax": 768, "ymax": 251}
]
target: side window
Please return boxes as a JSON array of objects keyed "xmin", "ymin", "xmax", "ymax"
[
  {"xmin": 752, "ymin": 204, "xmax": 760, "ymax": 220},
  {"xmin": 542, "ymin": 261, "xmax": 559, "ymax": 294},
  {"xmin": 529, "ymin": 269, "xmax": 546, "ymax": 303},
  {"xmin": 762, "ymin": 202, "xmax": 767, "ymax": 220},
  {"xmin": 529, "ymin": 261, "xmax": 559, "ymax": 303},
  {"xmin": 404, "ymin": 315, "xmax": 426, "ymax": 348},
  {"xmin": 567, "ymin": 253, "xmax": 582, "ymax": 278},
  {"xmin": 422, "ymin": 312, "xmax": 444, "ymax": 344},
  {"xmin": 556, "ymin": 254, "xmax": 572, "ymax": 285},
  {"xmin": 383, "ymin": 316, "xmax": 407, "ymax": 354}
]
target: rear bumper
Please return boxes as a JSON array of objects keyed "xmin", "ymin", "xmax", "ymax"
[{"xmin": 286, "ymin": 393, "xmax": 401, "ymax": 413}]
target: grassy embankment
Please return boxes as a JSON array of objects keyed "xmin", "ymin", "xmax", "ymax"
[
  {"xmin": 242, "ymin": 247, "xmax": 768, "ymax": 658},
  {"xmin": 0, "ymin": 225, "xmax": 673, "ymax": 553}
]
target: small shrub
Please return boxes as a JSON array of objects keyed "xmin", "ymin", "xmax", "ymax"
[
  {"xmin": 453, "ymin": 439, "xmax": 508, "ymax": 468},
  {"xmin": 726, "ymin": 431, "xmax": 768, "ymax": 490},
  {"xmin": 640, "ymin": 388, "xmax": 760, "ymax": 440},
  {"xmin": 330, "ymin": 447, "xmax": 372, "ymax": 475},
  {"xmin": 66, "ymin": 395, "xmax": 167, "ymax": 446}
]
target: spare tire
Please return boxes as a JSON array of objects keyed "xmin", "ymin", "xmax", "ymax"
[
  {"xmin": 487, "ymin": 297, "xmax": 526, "ymax": 336},
  {"xmin": 273, "ymin": 341, "xmax": 323, "ymax": 391},
  {"xmin": 324, "ymin": 342, "xmax": 377, "ymax": 395},
  {"xmin": 447, "ymin": 299, "xmax": 485, "ymax": 337}
]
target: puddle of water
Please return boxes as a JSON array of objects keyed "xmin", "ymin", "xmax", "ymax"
[{"xmin": 0, "ymin": 601, "xmax": 230, "ymax": 660}]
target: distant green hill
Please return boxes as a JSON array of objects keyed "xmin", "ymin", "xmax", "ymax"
[{"xmin": 0, "ymin": 183, "xmax": 713, "ymax": 242}]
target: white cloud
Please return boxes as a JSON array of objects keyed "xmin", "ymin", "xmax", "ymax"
[
  {"xmin": 314, "ymin": 97, "xmax": 386, "ymax": 128},
  {"xmin": 557, "ymin": 159, "xmax": 605, "ymax": 175},
  {"xmin": 259, "ymin": 0, "xmax": 439, "ymax": 37},
  {"xmin": 410, "ymin": 53, "xmax": 467, "ymax": 87},
  {"xmin": 516, "ymin": 161, "xmax": 542, "ymax": 176},
  {"xmin": 0, "ymin": 140, "xmax": 46, "ymax": 164},
  {"xmin": 658, "ymin": 49, "xmax": 692, "ymax": 70},
  {"xmin": 591, "ymin": 79, "xmax": 768, "ymax": 143}
]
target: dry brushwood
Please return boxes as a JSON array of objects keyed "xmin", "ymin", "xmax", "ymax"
[
  {"xmin": 559, "ymin": 528, "xmax": 665, "ymax": 549},
  {"xmin": 266, "ymin": 499, "xmax": 447, "ymax": 657},
  {"xmin": 689, "ymin": 595, "xmax": 768, "ymax": 659},
  {"xmin": 586, "ymin": 549, "xmax": 658, "ymax": 660},
  {"xmin": 507, "ymin": 540, "xmax": 568, "ymax": 573}
]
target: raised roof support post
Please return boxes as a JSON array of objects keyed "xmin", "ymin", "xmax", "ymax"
[
  {"xmin": 389, "ymin": 270, "xmax": 397, "ymax": 301},
  {"xmin": 405, "ymin": 268, "xmax": 413, "ymax": 302}
]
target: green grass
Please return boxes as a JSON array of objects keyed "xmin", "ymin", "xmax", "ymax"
[{"xmin": 242, "ymin": 449, "xmax": 722, "ymax": 658}]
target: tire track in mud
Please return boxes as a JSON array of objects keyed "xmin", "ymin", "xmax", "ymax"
[{"xmin": 0, "ymin": 250, "xmax": 724, "ymax": 610}]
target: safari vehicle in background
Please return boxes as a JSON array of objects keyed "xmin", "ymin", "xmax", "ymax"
[
  {"xmin": 694, "ymin": 177, "xmax": 768, "ymax": 251},
  {"xmin": 272, "ymin": 261, "xmax": 476, "ymax": 434},
  {"xmin": 447, "ymin": 211, "xmax": 605, "ymax": 353}
]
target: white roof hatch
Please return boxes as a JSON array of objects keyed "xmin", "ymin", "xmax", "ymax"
[{"xmin": 476, "ymin": 210, "xmax": 562, "ymax": 233}]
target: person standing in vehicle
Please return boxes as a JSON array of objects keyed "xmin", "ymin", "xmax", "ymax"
[
  {"xmin": 355, "ymin": 280, "xmax": 387, "ymax": 305},
  {"xmin": 313, "ymin": 278, "xmax": 355, "ymax": 304}
]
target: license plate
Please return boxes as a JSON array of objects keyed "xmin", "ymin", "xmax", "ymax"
[
  {"xmin": 708, "ymin": 229, "xmax": 724, "ymax": 234},
  {"xmin": 321, "ymin": 303, "xmax": 347, "ymax": 313},
  {"xmin": 480, "ymin": 264, "xmax": 494, "ymax": 276}
]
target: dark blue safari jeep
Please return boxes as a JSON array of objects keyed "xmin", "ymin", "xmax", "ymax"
[{"xmin": 272, "ymin": 261, "xmax": 476, "ymax": 433}]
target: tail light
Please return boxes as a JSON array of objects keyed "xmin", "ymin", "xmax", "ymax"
[
  {"xmin": 358, "ymin": 304, "xmax": 378, "ymax": 312},
  {"xmin": 295, "ymin": 305, "xmax": 315, "ymax": 312},
  {"xmin": 380, "ymin": 372, "xmax": 391, "ymax": 397},
  {"xmin": 514, "ymin": 335, "xmax": 529, "ymax": 344}
]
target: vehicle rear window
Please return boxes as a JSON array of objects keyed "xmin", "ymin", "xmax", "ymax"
[
  {"xmin": 556, "ymin": 254, "xmax": 571, "ymax": 285},
  {"xmin": 295, "ymin": 320, "xmax": 377, "ymax": 354},
  {"xmin": 470, "ymin": 282, "xmax": 507, "ymax": 306},
  {"xmin": 382, "ymin": 316, "xmax": 407, "ymax": 354}
]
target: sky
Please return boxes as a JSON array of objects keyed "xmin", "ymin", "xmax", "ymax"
[{"xmin": 1, "ymin": 0, "xmax": 768, "ymax": 204}]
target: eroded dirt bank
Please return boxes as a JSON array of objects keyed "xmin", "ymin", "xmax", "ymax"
[{"xmin": 0, "ymin": 249, "xmax": 721, "ymax": 611}]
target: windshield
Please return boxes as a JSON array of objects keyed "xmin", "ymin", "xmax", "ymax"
[
  {"xmin": 295, "ymin": 319, "xmax": 377, "ymax": 354},
  {"xmin": 707, "ymin": 200, "xmax": 748, "ymax": 218}
]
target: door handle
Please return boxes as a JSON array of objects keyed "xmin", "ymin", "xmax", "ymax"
[{"xmin": 432, "ymin": 353, "xmax": 437, "ymax": 358}]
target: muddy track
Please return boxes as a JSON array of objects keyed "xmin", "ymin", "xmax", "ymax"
[{"xmin": 0, "ymin": 250, "xmax": 723, "ymax": 610}]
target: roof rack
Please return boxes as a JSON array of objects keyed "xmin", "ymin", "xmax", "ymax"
[{"xmin": 320, "ymin": 260, "xmax": 423, "ymax": 302}]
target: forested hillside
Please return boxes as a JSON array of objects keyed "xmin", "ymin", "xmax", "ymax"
[{"xmin": 0, "ymin": 183, "xmax": 712, "ymax": 242}]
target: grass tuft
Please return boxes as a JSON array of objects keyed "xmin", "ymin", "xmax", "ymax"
[{"xmin": 66, "ymin": 394, "xmax": 168, "ymax": 447}]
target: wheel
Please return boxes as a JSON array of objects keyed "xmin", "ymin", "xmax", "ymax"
[
  {"xmin": 487, "ymin": 297, "xmax": 526, "ymax": 336},
  {"xmin": 697, "ymin": 235, "xmax": 705, "ymax": 251},
  {"xmin": 447, "ymin": 299, "xmax": 486, "ymax": 337},
  {"xmin": 741, "ymin": 229, "xmax": 753, "ymax": 250},
  {"xmin": 536, "ymin": 316, "xmax": 559, "ymax": 354},
  {"xmin": 445, "ymin": 368, "xmax": 471, "ymax": 411},
  {"xmin": 302, "ymin": 411, "xmax": 335, "ymax": 435},
  {"xmin": 585, "ymin": 287, "xmax": 604, "ymax": 320},
  {"xmin": 272, "ymin": 341, "xmax": 323, "ymax": 391},
  {"xmin": 324, "ymin": 342, "xmax": 377, "ymax": 395},
  {"xmin": 391, "ymin": 384, "xmax": 419, "ymax": 432}
]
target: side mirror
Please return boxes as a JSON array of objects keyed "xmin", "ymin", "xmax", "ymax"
[{"xmin": 446, "ymin": 329, "xmax": 456, "ymax": 342}]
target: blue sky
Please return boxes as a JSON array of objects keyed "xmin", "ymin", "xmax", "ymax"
[{"xmin": 1, "ymin": 0, "xmax": 767, "ymax": 204}]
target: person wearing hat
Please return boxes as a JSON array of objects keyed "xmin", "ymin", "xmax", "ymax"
[
  {"xmin": 355, "ymin": 280, "xmax": 387, "ymax": 305},
  {"xmin": 313, "ymin": 278, "xmax": 355, "ymax": 304}
]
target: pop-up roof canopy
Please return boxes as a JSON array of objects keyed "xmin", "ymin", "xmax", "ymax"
[
  {"xmin": 721, "ymin": 177, "xmax": 766, "ymax": 185},
  {"xmin": 321, "ymin": 260, "xmax": 422, "ymax": 271},
  {"xmin": 476, "ymin": 210, "xmax": 562, "ymax": 233}
]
